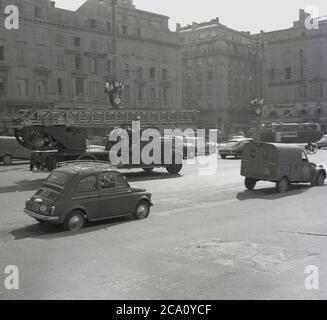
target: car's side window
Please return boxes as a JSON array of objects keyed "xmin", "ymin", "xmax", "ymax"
[
  {"xmin": 99, "ymin": 172, "xmax": 128, "ymax": 190},
  {"xmin": 76, "ymin": 176, "xmax": 97, "ymax": 193},
  {"xmin": 99, "ymin": 173, "xmax": 117, "ymax": 190}
]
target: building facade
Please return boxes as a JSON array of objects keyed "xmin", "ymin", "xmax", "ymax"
[
  {"xmin": 178, "ymin": 18, "xmax": 256, "ymax": 135},
  {"xmin": 0, "ymin": 0, "xmax": 182, "ymax": 132},
  {"xmin": 259, "ymin": 9, "xmax": 327, "ymax": 131}
]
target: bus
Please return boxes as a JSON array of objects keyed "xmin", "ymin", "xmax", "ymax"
[{"xmin": 260, "ymin": 123, "xmax": 323, "ymax": 144}]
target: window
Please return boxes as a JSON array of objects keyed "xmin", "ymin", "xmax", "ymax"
[
  {"xmin": 57, "ymin": 78, "xmax": 64, "ymax": 95},
  {"xmin": 34, "ymin": 7, "xmax": 42, "ymax": 19},
  {"xmin": 123, "ymin": 85, "xmax": 130, "ymax": 102},
  {"xmin": 107, "ymin": 22, "xmax": 112, "ymax": 32},
  {"xmin": 107, "ymin": 60, "xmax": 112, "ymax": 74},
  {"xmin": 76, "ymin": 176, "xmax": 97, "ymax": 193},
  {"xmin": 37, "ymin": 80, "xmax": 46, "ymax": 96},
  {"xmin": 285, "ymin": 67, "xmax": 292, "ymax": 80},
  {"xmin": 300, "ymin": 66, "xmax": 304, "ymax": 79},
  {"xmin": 75, "ymin": 78, "xmax": 84, "ymax": 96},
  {"xmin": 162, "ymin": 69, "xmax": 168, "ymax": 81},
  {"xmin": 136, "ymin": 66, "xmax": 143, "ymax": 79},
  {"xmin": 17, "ymin": 47, "xmax": 24, "ymax": 65},
  {"xmin": 92, "ymin": 81, "xmax": 99, "ymax": 97},
  {"xmin": 99, "ymin": 172, "xmax": 126, "ymax": 190},
  {"xmin": 124, "ymin": 64, "xmax": 129, "ymax": 78},
  {"xmin": 150, "ymin": 87, "xmax": 156, "ymax": 101},
  {"xmin": 75, "ymin": 56, "xmax": 82, "ymax": 70},
  {"xmin": 121, "ymin": 25, "xmax": 128, "ymax": 35},
  {"xmin": 136, "ymin": 28, "xmax": 141, "ymax": 37},
  {"xmin": 91, "ymin": 39, "xmax": 98, "ymax": 50},
  {"xmin": 300, "ymin": 49, "xmax": 304, "ymax": 58},
  {"xmin": 57, "ymin": 55, "xmax": 64, "ymax": 70},
  {"xmin": 162, "ymin": 87, "xmax": 169, "ymax": 104},
  {"xmin": 47, "ymin": 172, "xmax": 70, "ymax": 187},
  {"xmin": 149, "ymin": 67, "xmax": 156, "ymax": 80},
  {"xmin": 300, "ymin": 85, "xmax": 307, "ymax": 98},
  {"xmin": 196, "ymin": 71, "xmax": 203, "ymax": 82},
  {"xmin": 270, "ymin": 69, "xmax": 275, "ymax": 81},
  {"xmin": 89, "ymin": 19, "xmax": 97, "ymax": 29},
  {"xmin": 90, "ymin": 58, "xmax": 98, "ymax": 73},
  {"xmin": 17, "ymin": 79, "xmax": 27, "ymax": 97},
  {"xmin": 207, "ymin": 71, "xmax": 213, "ymax": 81},
  {"xmin": 0, "ymin": 46, "xmax": 4, "ymax": 61},
  {"xmin": 0, "ymin": 76, "xmax": 5, "ymax": 97},
  {"xmin": 56, "ymin": 33, "xmax": 65, "ymax": 46},
  {"xmin": 74, "ymin": 37, "xmax": 82, "ymax": 48},
  {"xmin": 137, "ymin": 86, "xmax": 143, "ymax": 101}
]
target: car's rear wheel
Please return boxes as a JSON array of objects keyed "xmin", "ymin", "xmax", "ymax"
[
  {"xmin": 3, "ymin": 154, "xmax": 12, "ymax": 166},
  {"xmin": 245, "ymin": 178, "xmax": 257, "ymax": 190},
  {"xmin": 133, "ymin": 201, "xmax": 150, "ymax": 220},
  {"xmin": 235, "ymin": 152, "xmax": 242, "ymax": 159},
  {"xmin": 63, "ymin": 210, "xmax": 86, "ymax": 231},
  {"xmin": 143, "ymin": 167, "xmax": 154, "ymax": 172},
  {"xmin": 166, "ymin": 164, "xmax": 183, "ymax": 175},
  {"xmin": 276, "ymin": 177, "xmax": 289, "ymax": 193}
]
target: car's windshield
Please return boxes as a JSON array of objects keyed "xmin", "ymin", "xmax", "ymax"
[
  {"xmin": 35, "ymin": 188, "xmax": 59, "ymax": 201},
  {"xmin": 225, "ymin": 141, "xmax": 241, "ymax": 148},
  {"xmin": 46, "ymin": 171, "xmax": 70, "ymax": 187}
]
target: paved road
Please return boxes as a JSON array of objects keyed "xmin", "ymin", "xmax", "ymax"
[{"xmin": 0, "ymin": 152, "xmax": 327, "ymax": 300}]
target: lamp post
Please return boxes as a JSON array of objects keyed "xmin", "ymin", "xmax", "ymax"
[{"xmin": 112, "ymin": 0, "xmax": 118, "ymax": 82}]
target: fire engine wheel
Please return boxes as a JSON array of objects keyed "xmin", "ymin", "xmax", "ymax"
[
  {"xmin": 276, "ymin": 177, "xmax": 289, "ymax": 193},
  {"xmin": 2, "ymin": 154, "xmax": 12, "ymax": 166},
  {"xmin": 64, "ymin": 210, "xmax": 86, "ymax": 232},
  {"xmin": 245, "ymin": 178, "xmax": 257, "ymax": 190},
  {"xmin": 166, "ymin": 164, "xmax": 183, "ymax": 175}
]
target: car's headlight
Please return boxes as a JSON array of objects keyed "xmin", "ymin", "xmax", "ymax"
[{"xmin": 40, "ymin": 205, "xmax": 48, "ymax": 214}]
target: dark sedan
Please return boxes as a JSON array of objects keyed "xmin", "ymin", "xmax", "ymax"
[
  {"xmin": 317, "ymin": 135, "xmax": 327, "ymax": 149},
  {"xmin": 24, "ymin": 161, "xmax": 153, "ymax": 231},
  {"xmin": 219, "ymin": 138, "xmax": 253, "ymax": 159}
]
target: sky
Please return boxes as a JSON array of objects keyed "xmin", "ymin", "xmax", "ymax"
[{"xmin": 54, "ymin": 0, "xmax": 327, "ymax": 33}]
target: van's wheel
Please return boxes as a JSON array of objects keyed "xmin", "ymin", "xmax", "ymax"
[
  {"xmin": 166, "ymin": 164, "xmax": 183, "ymax": 175},
  {"xmin": 143, "ymin": 167, "xmax": 154, "ymax": 172},
  {"xmin": 245, "ymin": 178, "xmax": 257, "ymax": 190},
  {"xmin": 316, "ymin": 172, "xmax": 326, "ymax": 186},
  {"xmin": 133, "ymin": 201, "xmax": 150, "ymax": 220},
  {"xmin": 276, "ymin": 177, "xmax": 289, "ymax": 193},
  {"xmin": 3, "ymin": 154, "xmax": 12, "ymax": 166},
  {"xmin": 63, "ymin": 210, "xmax": 86, "ymax": 231}
]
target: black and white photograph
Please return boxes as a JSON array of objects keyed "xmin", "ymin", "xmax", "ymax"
[{"xmin": 0, "ymin": 0, "xmax": 327, "ymax": 304}]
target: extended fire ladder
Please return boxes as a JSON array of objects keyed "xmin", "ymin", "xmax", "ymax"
[{"xmin": 13, "ymin": 109, "xmax": 200, "ymax": 129}]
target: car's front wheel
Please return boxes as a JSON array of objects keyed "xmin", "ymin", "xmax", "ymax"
[
  {"xmin": 133, "ymin": 201, "xmax": 150, "ymax": 220},
  {"xmin": 63, "ymin": 210, "xmax": 86, "ymax": 231},
  {"xmin": 315, "ymin": 172, "xmax": 326, "ymax": 186}
]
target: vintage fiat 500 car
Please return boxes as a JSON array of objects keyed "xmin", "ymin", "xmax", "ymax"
[
  {"xmin": 241, "ymin": 142, "xmax": 326, "ymax": 193},
  {"xmin": 24, "ymin": 161, "xmax": 153, "ymax": 231}
]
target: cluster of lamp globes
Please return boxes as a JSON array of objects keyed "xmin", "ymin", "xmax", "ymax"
[
  {"xmin": 105, "ymin": 81, "xmax": 126, "ymax": 108},
  {"xmin": 250, "ymin": 98, "xmax": 264, "ymax": 118}
]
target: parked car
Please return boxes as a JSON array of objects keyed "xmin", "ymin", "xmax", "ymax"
[
  {"xmin": 24, "ymin": 161, "xmax": 153, "ymax": 231},
  {"xmin": 317, "ymin": 135, "xmax": 327, "ymax": 149},
  {"xmin": 0, "ymin": 136, "xmax": 32, "ymax": 165},
  {"xmin": 219, "ymin": 138, "xmax": 253, "ymax": 159},
  {"xmin": 241, "ymin": 142, "xmax": 326, "ymax": 193}
]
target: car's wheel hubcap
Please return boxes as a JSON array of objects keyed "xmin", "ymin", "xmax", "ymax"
[
  {"xmin": 318, "ymin": 174, "xmax": 325, "ymax": 185},
  {"xmin": 137, "ymin": 205, "xmax": 148, "ymax": 218},
  {"xmin": 69, "ymin": 215, "xmax": 83, "ymax": 230}
]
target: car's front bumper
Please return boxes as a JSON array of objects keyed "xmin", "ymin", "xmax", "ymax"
[{"xmin": 24, "ymin": 209, "xmax": 60, "ymax": 222}]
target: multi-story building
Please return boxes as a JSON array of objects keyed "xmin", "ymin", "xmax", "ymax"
[
  {"xmin": 0, "ymin": 0, "xmax": 182, "ymax": 134},
  {"xmin": 178, "ymin": 18, "xmax": 256, "ymax": 136},
  {"xmin": 259, "ymin": 9, "xmax": 327, "ymax": 131}
]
